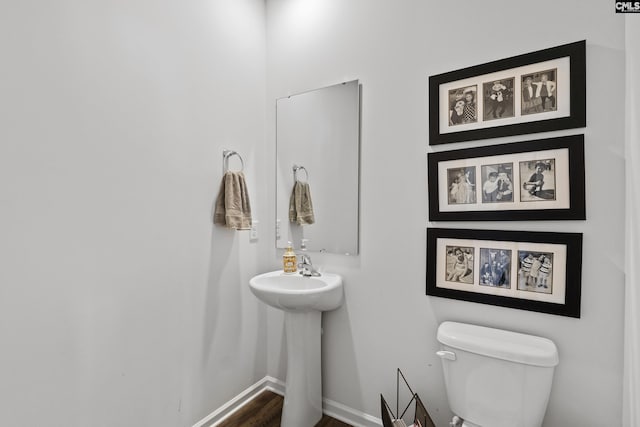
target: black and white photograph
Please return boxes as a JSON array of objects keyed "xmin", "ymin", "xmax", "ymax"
[
  {"xmin": 481, "ymin": 163, "xmax": 514, "ymax": 203},
  {"xmin": 521, "ymin": 69, "xmax": 558, "ymax": 115},
  {"xmin": 520, "ymin": 159, "xmax": 556, "ymax": 202},
  {"xmin": 447, "ymin": 166, "xmax": 476, "ymax": 205},
  {"xmin": 428, "ymin": 135, "xmax": 585, "ymax": 221},
  {"xmin": 447, "ymin": 85, "xmax": 478, "ymax": 126},
  {"xmin": 482, "ymin": 78, "xmax": 514, "ymax": 121},
  {"xmin": 479, "ymin": 248, "xmax": 512, "ymax": 288},
  {"xmin": 427, "ymin": 228, "xmax": 583, "ymax": 318},
  {"xmin": 429, "ymin": 40, "xmax": 585, "ymax": 145},
  {"xmin": 445, "ymin": 246, "xmax": 474, "ymax": 284},
  {"xmin": 517, "ymin": 251, "xmax": 553, "ymax": 294}
]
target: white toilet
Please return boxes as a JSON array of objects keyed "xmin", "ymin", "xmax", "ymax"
[{"xmin": 436, "ymin": 321, "xmax": 559, "ymax": 427}]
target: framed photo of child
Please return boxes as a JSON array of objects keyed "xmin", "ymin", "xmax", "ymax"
[
  {"xmin": 426, "ymin": 227, "xmax": 583, "ymax": 318},
  {"xmin": 447, "ymin": 85, "xmax": 478, "ymax": 126},
  {"xmin": 427, "ymin": 134, "xmax": 585, "ymax": 221},
  {"xmin": 429, "ymin": 40, "xmax": 585, "ymax": 145}
]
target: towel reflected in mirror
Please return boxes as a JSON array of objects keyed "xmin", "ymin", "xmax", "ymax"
[{"xmin": 289, "ymin": 181, "xmax": 315, "ymax": 225}]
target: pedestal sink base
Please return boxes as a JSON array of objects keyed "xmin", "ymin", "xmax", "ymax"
[
  {"xmin": 248, "ymin": 271, "xmax": 344, "ymax": 427},
  {"xmin": 281, "ymin": 310, "xmax": 322, "ymax": 427}
]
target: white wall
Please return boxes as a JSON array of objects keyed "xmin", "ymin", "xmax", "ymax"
[
  {"xmin": 266, "ymin": 1, "xmax": 625, "ymax": 426},
  {"xmin": 0, "ymin": 2, "xmax": 626, "ymax": 426},
  {"xmin": 0, "ymin": 1, "xmax": 269, "ymax": 426}
]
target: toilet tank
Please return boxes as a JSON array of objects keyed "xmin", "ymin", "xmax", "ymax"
[{"xmin": 437, "ymin": 322, "xmax": 558, "ymax": 427}]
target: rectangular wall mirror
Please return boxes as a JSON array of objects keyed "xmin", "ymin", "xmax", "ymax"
[{"xmin": 276, "ymin": 80, "xmax": 360, "ymax": 255}]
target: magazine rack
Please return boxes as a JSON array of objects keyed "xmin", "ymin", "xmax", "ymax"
[{"xmin": 380, "ymin": 369, "xmax": 435, "ymax": 427}]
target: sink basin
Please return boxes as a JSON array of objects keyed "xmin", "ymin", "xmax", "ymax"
[
  {"xmin": 249, "ymin": 270, "xmax": 343, "ymax": 312},
  {"xmin": 249, "ymin": 270, "xmax": 343, "ymax": 426}
]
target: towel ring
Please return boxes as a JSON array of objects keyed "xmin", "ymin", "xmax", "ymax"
[
  {"xmin": 223, "ymin": 149, "xmax": 244, "ymax": 172},
  {"xmin": 293, "ymin": 164, "xmax": 308, "ymax": 182}
]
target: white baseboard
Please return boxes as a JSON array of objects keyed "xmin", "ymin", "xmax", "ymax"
[
  {"xmin": 322, "ymin": 396, "xmax": 382, "ymax": 427},
  {"xmin": 192, "ymin": 376, "xmax": 281, "ymax": 427},
  {"xmin": 193, "ymin": 376, "xmax": 382, "ymax": 427}
]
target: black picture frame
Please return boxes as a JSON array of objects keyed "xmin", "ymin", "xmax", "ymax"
[
  {"xmin": 429, "ymin": 40, "xmax": 586, "ymax": 145},
  {"xmin": 426, "ymin": 228, "xmax": 582, "ymax": 318},
  {"xmin": 428, "ymin": 134, "xmax": 585, "ymax": 221}
]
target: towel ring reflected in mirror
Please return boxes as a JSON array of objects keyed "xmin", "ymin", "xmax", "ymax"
[
  {"xmin": 293, "ymin": 164, "xmax": 309, "ymax": 183},
  {"xmin": 223, "ymin": 149, "xmax": 244, "ymax": 173}
]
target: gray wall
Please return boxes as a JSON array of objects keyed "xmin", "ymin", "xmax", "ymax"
[
  {"xmin": 265, "ymin": 1, "xmax": 625, "ymax": 426},
  {"xmin": 0, "ymin": 1, "xmax": 269, "ymax": 426}
]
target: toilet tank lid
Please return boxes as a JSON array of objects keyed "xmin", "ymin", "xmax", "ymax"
[{"xmin": 437, "ymin": 322, "xmax": 559, "ymax": 367}]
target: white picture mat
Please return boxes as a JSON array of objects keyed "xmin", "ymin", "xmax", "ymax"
[
  {"xmin": 437, "ymin": 147, "xmax": 570, "ymax": 212},
  {"xmin": 439, "ymin": 57, "xmax": 571, "ymax": 134},
  {"xmin": 435, "ymin": 237, "xmax": 567, "ymax": 305}
]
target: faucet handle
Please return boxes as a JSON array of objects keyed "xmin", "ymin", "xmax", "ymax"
[{"xmin": 299, "ymin": 253, "xmax": 311, "ymax": 264}]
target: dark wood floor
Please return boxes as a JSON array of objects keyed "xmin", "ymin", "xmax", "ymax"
[{"xmin": 217, "ymin": 390, "xmax": 352, "ymax": 427}]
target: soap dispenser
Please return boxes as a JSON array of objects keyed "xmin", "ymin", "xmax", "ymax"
[{"xmin": 283, "ymin": 241, "xmax": 297, "ymax": 274}]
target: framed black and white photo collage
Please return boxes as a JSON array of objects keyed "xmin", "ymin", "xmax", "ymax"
[{"xmin": 426, "ymin": 41, "xmax": 586, "ymax": 318}]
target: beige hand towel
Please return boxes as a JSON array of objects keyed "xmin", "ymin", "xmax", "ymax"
[
  {"xmin": 288, "ymin": 181, "xmax": 315, "ymax": 225},
  {"xmin": 214, "ymin": 171, "xmax": 252, "ymax": 230}
]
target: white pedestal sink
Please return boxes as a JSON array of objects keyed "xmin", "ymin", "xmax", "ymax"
[{"xmin": 249, "ymin": 270, "xmax": 343, "ymax": 427}]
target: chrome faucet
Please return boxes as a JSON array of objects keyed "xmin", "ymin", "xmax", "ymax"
[
  {"xmin": 298, "ymin": 239, "xmax": 321, "ymax": 277},
  {"xmin": 298, "ymin": 253, "xmax": 321, "ymax": 277}
]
